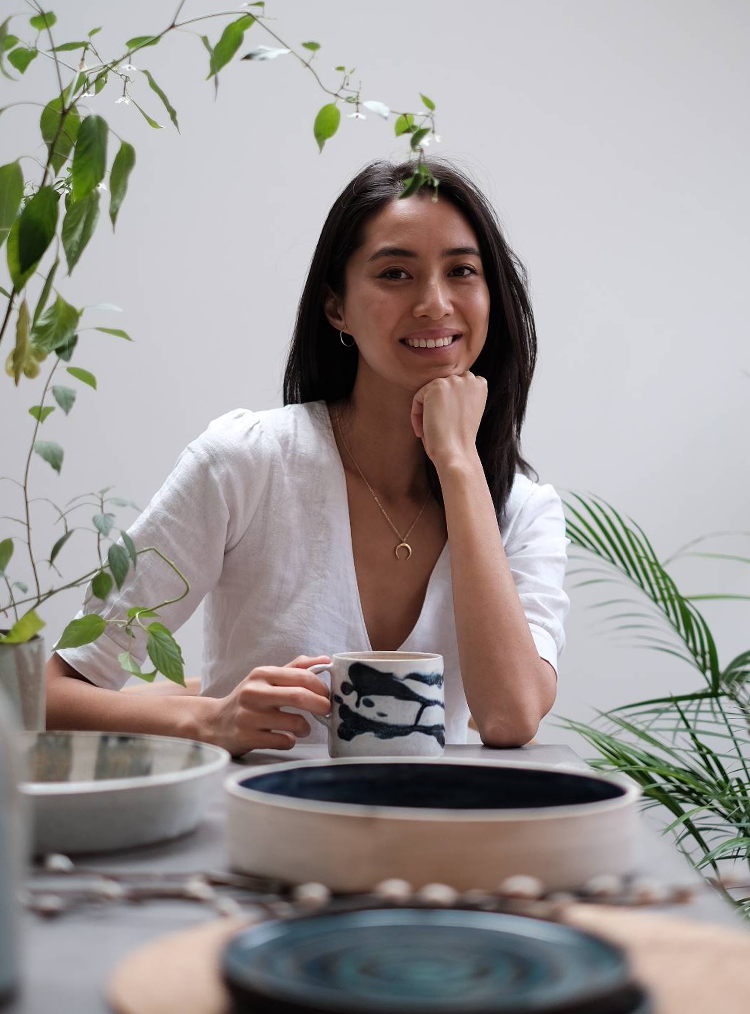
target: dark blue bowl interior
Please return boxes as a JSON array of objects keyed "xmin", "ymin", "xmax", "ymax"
[{"xmin": 239, "ymin": 762, "xmax": 625, "ymax": 810}]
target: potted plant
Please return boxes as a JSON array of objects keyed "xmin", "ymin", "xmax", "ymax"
[
  {"xmin": 0, "ymin": 2, "xmax": 444, "ymax": 728},
  {"xmin": 559, "ymin": 491, "xmax": 750, "ymax": 916}
]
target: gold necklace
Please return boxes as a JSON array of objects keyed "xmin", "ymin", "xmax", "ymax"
[{"xmin": 333, "ymin": 406, "xmax": 432, "ymax": 561}]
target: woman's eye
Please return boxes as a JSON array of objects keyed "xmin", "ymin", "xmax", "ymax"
[{"xmin": 380, "ymin": 265, "xmax": 477, "ymax": 280}]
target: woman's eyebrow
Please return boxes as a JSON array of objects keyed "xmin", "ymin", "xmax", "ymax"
[{"xmin": 366, "ymin": 245, "xmax": 481, "ymax": 262}]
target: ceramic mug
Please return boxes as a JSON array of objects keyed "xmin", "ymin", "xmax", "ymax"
[{"xmin": 307, "ymin": 651, "xmax": 445, "ymax": 758}]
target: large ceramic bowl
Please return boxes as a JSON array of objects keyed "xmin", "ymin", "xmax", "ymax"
[
  {"xmin": 225, "ymin": 757, "xmax": 641, "ymax": 893},
  {"xmin": 22, "ymin": 731, "xmax": 229, "ymax": 855}
]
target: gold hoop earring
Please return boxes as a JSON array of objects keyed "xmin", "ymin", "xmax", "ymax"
[{"xmin": 339, "ymin": 329, "xmax": 355, "ymax": 348}]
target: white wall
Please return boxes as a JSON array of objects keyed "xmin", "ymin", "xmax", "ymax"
[{"xmin": 1, "ymin": 0, "xmax": 748, "ymax": 753}]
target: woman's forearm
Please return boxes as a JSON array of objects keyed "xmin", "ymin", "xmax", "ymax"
[
  {"xmin": 436, "ymin": 453, "xmax": 557, "ymax": 747},
  {"xmin": 45, "ymin": 654, "xmax": 215, "ymax": 743}
]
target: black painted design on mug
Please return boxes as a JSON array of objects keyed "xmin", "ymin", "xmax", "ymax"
[
  {"xmin": 336, "ymin": 702, "xmax": 445, "ymax": 747},
  {"xmin": 332, "ymin": 662, "xmax": 445, "ymax": 745},
  {"xmin": 341, "ymin": 662, "xmax": 445, "ymax": 724}
]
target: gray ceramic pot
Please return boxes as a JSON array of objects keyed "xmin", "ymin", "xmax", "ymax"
[{"xmin": 0, "ymin": 634, "xmax": 46, "ymax": 732}]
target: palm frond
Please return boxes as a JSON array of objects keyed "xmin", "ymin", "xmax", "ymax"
[{"xmin": 563, "ymin": 493, "xmax": 720, "ymax": 688}]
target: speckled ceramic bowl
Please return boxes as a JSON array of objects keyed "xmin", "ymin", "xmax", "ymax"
[
  {"xmin": 22, "ymin": 731, "xmax": 229, "ymax": 855},
  {"xmin": 225, "ymin": 757, "xmax": 641, "ymax": 893}
]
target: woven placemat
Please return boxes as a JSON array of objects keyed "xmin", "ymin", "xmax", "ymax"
[{"xmin": 107, "ymin": 905, "xmax": 750, "ymax": 1014}]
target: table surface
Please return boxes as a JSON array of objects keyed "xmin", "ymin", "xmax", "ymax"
[{"xmin": 7, "ymin": 742, "xmax": 745, "ymax": 1013}]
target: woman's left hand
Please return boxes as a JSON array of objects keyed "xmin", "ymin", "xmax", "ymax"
[{"xmin": 410, "ymin": 371, "xmax": 488, "ymax": 468}]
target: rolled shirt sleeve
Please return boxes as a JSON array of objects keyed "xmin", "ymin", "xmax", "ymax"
[
  {"xmin": 503, "ymin": 482, "xmax": 571, "ymax": 675},
  {"xmin": 55, "ymin": 409, "xmax": 267, "ymax": 690}
]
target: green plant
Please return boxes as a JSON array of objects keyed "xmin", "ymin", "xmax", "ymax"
[
  {"xmin": 0, "ymin": 1, "xmax": 443, "ymax": 682},
  {"xmin": 558, "ymin": 492, "xmax": 750, "ymax": 915}
]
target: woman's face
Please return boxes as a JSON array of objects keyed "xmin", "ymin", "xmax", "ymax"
[{"xmin": 325, "ymin": 193, "xmax": 490, "ymax": 393}]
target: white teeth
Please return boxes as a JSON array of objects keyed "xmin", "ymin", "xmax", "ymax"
[{"xmin": 404, "ymin": 335, "xmax": 456, "ymax": 349}]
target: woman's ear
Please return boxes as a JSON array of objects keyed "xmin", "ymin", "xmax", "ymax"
[{"xmin": 322, "ymin": 283, "xmax": 346, "ymax": 331}]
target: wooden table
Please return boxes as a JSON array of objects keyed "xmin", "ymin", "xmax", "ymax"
[{"xmin": 6, "ymin": 742, "xmax": 743, "ymax": 1013}]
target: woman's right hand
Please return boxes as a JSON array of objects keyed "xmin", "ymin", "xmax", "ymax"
[{"xmin": 205, "ymin": 654, "xmax": 332, "ymax": 756}]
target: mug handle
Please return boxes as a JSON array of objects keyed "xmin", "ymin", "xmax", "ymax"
[{"xmin": 308, "ymin": 662, "xmax": 333, "ymax": 729}]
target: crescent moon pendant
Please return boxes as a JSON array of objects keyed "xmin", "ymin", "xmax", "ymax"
[{"xmin": 395, "ymin": 542, "xmax": 412, "ymax": 560}]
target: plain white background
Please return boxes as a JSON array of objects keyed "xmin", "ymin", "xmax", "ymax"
[{"xmin": 1, "ymin": 0, "xmax": 748, "ymax": 751}]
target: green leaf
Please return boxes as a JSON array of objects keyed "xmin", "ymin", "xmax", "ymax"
[
  {"xmin": 32, "ymin": 257, "xmax": 59, "ymax": 326},
  {"xmin": 125, "ymin": 35, "xmax": 160, "ymax": 50},
  {"xmin": 50, "ymin": 384, "xmax": 75, "ymax": 414},
  {"xmin": 146, "ymin": 622, "xmax": 185, "ymax": 685},
  {"xmin": 2, "ymin": 35, "xmax": 18, "ymax": 52},
  {"xmin": 410, "ymin": 127, "xmax": 430, "ymax": 150},
  {"xmin": 108, "ymin": 497, "xmax": 140, "ymax": 509},
  {"xmin": 30, "ymin": 12, "xmax": 56, "ymax": 31},
  {"xmin": 121, "ymin": 530, "xmax": 137, "ymax": 568},
  {"xmin": 50, "ymin": 41, "xmax": 89, "ymax": 52},
  {"xmin": 71, "ymin": 114, "xmax": 108, "ymax": 202},
  {"xmin": 313, "ymin": 103, "xmax": 340, "ymax": 154},
  {"xmin": 93, "ymin": 71, "xmax": 107, "ymax": 95},
  {"xmin": 208, "ymin": 15, "xmax": 255, "ymax": 78},
  {"xmin": 108, "ymin": 543, "xmax": 129, "ymax": 589},
  {"xmin": 399, "ymin": 170, "xmax": 424, "ymax": 200},
  {"xmin": 93, "ymin": 512, "xmax": 115, "ymax": 537},
  {"xmin": 88, "ymin": 28, "xmax": 102, "ymax": 38},
  {"xmin": 95, "ymin": 326, "xmax": 132, "ymax": 341},
  {"xmin": 127, "ymin": 606, "xmax": 159, "ymax": 620},
  {"xmin": 0, "ymin": 160, "xmax": 23, "ymax": 249},
  {"xmin": 11, "ymin": 581, "xmax": 28, "ymax": 594},
  {"xmin": 301, "ymin": 41, "xmax": 320, "ymax": 51},
  {"xmin": 91, "ymin": 569, "xmax": 113, "ymax": 600},
  {"xmin": 0, "ymin": 538, "xmax": 13, "ymax": 574},
  {"xmin": 419, "ymin": 93, "xmax": 435, "ymax": 111},
  {"xmin": 34, "ymin": 439, "xmax": 63, "ymax": 473},
  {"xmin": 131, "ymin": 99, "xmax": 162, "ymax": 129},
  {"xmin": 40, "ymin": 96, "xmax": 81, "ymax": 176},
  {"xmin": 67, "ymin": 365, "xmax": 96, "ymax": 389},
  {"xmin": 29, "ymin": 404, "xmax": 55, "ymax": 423},
  {"xmin": 49, "ymin": 528, "xmax": 73, "ymax": 564},
  {"xmin": 394, "ymin": 113, "xmax": 415, "ymax": 136},
  {"xmin": 60, "ymin": 72, "xmax": 86, "ymax": 105},
  {"xmin": 55, "ymin": 613, "xmax": 106, "ymax": 650},
  {"xmin": 118, "ymin": 650, "xmax": 156, "ymax": 680},
  {"xmin": 8, "ymin": 47, "xmax": 38, "ymax": 74},
  {"xmin": 108, "ymin": 140, "xmax": 135, "ymax": 230},
  {"xmin": 61, "ymin": 188, "xmax": 99, "ymax": 274},
  {"xmin": 55, "ymin": 333, "xmax": 77, "ymax": 362},
  {"xmin": 0, "ymin": 609, "xmax": 45, "ymax": 644},
  {"xmin": 199, "ymin": 35, "xmax": 218, "ymax": 97},
  {"xmin": 30, "ymin": 292, "xmax": 81, "ymax": 352},
  {"xmin": 0, "ymin": 18, "xmax": 16, "ymax": 80},
  {"xmin": 7, "ymin": 186, "xmax": 59, "ymax": 291},
  {"xmin": 7, "ymin": 295, "xmax": 29, "ymax": 385},
  {"xmin": 140, "ymin": 69, "xmax": 179, "ymax": 131},
  {"xmin": 0, "ymin": 286, "xmax": 10, "ymax": 297}
]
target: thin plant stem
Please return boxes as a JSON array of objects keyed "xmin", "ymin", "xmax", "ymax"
[{"xmin": 22, "ymin": 356, "xmax": 60, "ymax": 603}]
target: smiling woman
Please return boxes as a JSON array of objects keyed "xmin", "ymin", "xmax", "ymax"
[{"xmin": 46, "ymin": 157, "xmax": 570, "ymax": 755}]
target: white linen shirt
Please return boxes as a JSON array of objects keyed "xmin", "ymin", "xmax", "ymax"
[{"xmin": 56, "ymin": 400, "xmax": 571, "ymax": 744}]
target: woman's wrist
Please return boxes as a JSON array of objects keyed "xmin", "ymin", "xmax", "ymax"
[{"xmin": 175, "ymin": 693, "xmax": 221, "ymax": 746}]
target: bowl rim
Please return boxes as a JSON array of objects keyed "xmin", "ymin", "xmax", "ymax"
[
  {"xmin": 20, "ymin": 730, "xmax": 230, "ymax": 795},
  {"xmin": 224, "ymin": 756, "xmax": 642, "ymax": 822}
]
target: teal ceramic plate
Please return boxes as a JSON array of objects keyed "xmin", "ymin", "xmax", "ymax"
[{"xmin": 221, "ymin": 908, "xmax": 651, "ymax": 1013}]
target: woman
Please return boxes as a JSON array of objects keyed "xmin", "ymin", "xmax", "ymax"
[{"xmin": 46, "ymin": 157, "xmax": 570, "ymax": 754}]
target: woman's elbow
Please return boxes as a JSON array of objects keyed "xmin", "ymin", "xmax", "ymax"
[{"xmin": 478, "ymin": 713, "xmax": 540, "ymax": 749}]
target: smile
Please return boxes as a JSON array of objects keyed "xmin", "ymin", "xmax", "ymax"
[{"xmin": 399, "ymin": 335, "xmax": 462, "ymax": 354}]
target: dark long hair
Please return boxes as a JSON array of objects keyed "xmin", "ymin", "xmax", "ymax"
[{"xmin": 282, "ymin": 156, "xmax": 539, "ymax": 524}]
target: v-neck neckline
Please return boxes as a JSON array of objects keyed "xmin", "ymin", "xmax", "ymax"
[{"xmin": 316, "ymin": 400, "xmax": 448, "ymax": 652}]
